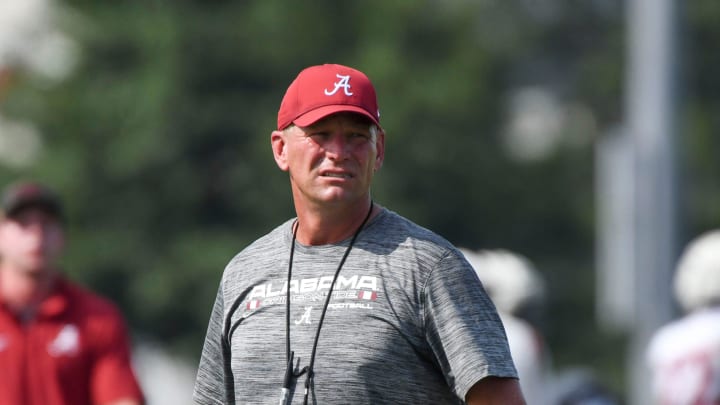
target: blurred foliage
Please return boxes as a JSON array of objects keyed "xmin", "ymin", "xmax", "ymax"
[{"xmin": 2, "ymin": 0, "xmax": 719, "ymax": 400}]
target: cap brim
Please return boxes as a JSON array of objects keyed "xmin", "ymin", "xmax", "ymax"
[
  {"xmin": 293, "ymin": 105, "xmax": 379, "ymax": 128},
  {"xmin": 4, "ymin": 200, "xmax": 63, "ymax": 220}
]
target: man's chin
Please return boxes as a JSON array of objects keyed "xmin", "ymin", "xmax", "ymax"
[
  {"xmin": 317, "ymin": 193, "xmax": 363, "ymax": 206},
  {"xmin": 20, "ymin": 261, "xmax": 54, "ymax": 276}
]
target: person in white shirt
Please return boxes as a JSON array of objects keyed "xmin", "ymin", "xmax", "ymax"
[{"xmin": 646, "ymin": 230, "xmax": 720, "ymax": 405}]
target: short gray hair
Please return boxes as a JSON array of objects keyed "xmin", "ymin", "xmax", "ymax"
[{"xmin": 369, "ymin": 124, "xmax": 379, "ymax": 141}]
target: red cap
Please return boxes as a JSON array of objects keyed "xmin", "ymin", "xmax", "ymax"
[
  {"xmin": 1, "ymin": 181, "xmax": 64, "ymax": 220},
  {"xmin": 277, "ymin": 64, "xmax": 380, "ymax": 130}
]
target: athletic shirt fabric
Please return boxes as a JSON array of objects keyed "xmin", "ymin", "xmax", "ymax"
[
  {"xmin": 193, "ymin": 208, "xmax": 518, "ymax": 404},
  {"xmin": 0, "ymin": 277, "xmax": 144, "ymax": 405},
  {"xmin": 646, "ymin": 306, "xmax": 720, "ymax": 404}
]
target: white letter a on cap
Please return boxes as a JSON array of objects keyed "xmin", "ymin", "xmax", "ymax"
[{"xmin": 324, "ymin": 74, "xmax": 353, "ymax": 96}]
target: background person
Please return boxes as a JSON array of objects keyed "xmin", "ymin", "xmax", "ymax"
[
  {"xmin": 0, "ymin": 181, "xmax": 144, "ymax": 405},
  {"xmin": 193, "ymin": 63, "xmax": 525, "ymax": 404},
  {"xmin": 461, "ymin": 248, "xmax": 553, "ymax": 405},
  {"xmin": 646, "ymin": 229, "xmax": 720, "ymax": 404}
]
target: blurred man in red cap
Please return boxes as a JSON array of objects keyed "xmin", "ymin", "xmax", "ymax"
[
  {"xmin": 194, "ymin": 64, "xmax": 525, "ymax": 405},
  {"xmin": 0, "ymin": 181, "xmax": 144, "ymax": 405}
]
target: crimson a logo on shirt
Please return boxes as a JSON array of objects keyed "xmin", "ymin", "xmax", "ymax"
[{"xmin": 245, "ymin": 274, "xmax": 379, "ymax": 311}]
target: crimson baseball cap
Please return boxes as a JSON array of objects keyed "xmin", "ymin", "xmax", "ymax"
[
  {"xmin": 277, "ymin": 63, "xmax": 381, "ymax": 130},
  {"xmin": 1, "ymin": 181, "xmax": 64, "ymax": 220}
]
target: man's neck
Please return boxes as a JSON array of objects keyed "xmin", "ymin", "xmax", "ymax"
[
  {"xmin": 0, "ymin": 265, "xmax": 57, "ymax": 319},
  {"xmin": 294, "ymin": 201, "xmax": 378, "ymax": 245}
]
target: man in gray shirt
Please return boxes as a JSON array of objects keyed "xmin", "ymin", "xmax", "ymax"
[{"xmin": 193, "ymin": 63, "xmax": 526, "ymax": 405}]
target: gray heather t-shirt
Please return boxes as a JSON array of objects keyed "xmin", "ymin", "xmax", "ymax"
[{"xmin": 193, "ymin": 208, "xmax": 517, "ymax": 405}]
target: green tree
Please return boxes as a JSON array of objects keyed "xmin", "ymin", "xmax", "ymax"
[{"xmin": 13, "ymin": 1, "xmax": 720, "ymax": 400}]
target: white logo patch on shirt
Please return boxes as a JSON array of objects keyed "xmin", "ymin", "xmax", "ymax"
[
  {"xmin": 48, "ymin": 324, "xmax": 80, "ymax": 357},
  {"xmin": 244, "ymin": 275, "xmax": 380, "ymax": 313},
  {"xmin": 295, "ymin": 306, "xmax": 313, "ymax": 325}
]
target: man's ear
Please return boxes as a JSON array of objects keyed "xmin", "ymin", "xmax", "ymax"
[
  {"xmin": 374, "ymin": 129, "xmax": 385, "ymax": 172},
  {"xmin": 271, "ymin": 130, "xmax": 289, "ymax": 171}
]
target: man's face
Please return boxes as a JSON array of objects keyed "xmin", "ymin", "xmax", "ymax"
[
  {"xmin": 272, "ymin": 112, "xmax": 385, "ymax": 208},
  {"xmin": 0, "ymin": 207, "xmax": 65, "ymax": 275}
]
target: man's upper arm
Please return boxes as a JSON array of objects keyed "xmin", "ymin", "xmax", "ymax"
[
  {"xmin": 91, "ymin": 305, "xmax": 144, "ymax": 405},
  {"xmin": 193, "ymin": 284, "xmax": 229, "ymax": 404},
  {"xmin": 465, "ymin": 377, "xmax": 526, "ymax": 405}
]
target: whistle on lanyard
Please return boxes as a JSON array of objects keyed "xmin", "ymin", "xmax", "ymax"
[{"xmin": 278, "ymin": 351, "xmax": 295, "ymax": 405}]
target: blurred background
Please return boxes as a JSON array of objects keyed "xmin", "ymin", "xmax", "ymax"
[{"xmin": 1, "ymin": 0, "xmax": 718, "ymax": 404}]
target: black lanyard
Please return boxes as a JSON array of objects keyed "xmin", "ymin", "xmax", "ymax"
[{"xmin": 282, "ymin": 202, "xmax": 374, "ymax": 405}]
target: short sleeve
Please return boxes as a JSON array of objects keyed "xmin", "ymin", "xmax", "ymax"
[
  {"xmin": 193, "ymin": 281, "xmax": 229, "ymax": 405},
  {"xmin": 89, "ymin": 305, "xmax": 144, "ymax": 404},
  {"xmin": 423, "ymin": 249, "xmax": 518, "ymax": 399}
]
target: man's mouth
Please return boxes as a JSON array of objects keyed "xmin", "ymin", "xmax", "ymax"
[{"xmin": 321, "ymin": 171, "xmax": 353, "ymax": 179}]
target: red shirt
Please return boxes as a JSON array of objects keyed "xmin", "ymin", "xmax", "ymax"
[{"xmin": 0, "ymin": 278, "xmax": 144, "ymax": 405}]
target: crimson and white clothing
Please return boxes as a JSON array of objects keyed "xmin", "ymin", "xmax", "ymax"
[
  {"xmin": 0, "ymin": 277, "xmax": 144, "ymax": 405},
  {"xmin": 647, "ymin": 307, "xmax": 720, "ymax": 405}
]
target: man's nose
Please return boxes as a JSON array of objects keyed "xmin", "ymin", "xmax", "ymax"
[
  {"xmin": 24, "ymin": 222, "xmax": 51, "ymax": 236},
  {"xmin": 325, "ymin": 135, "xmax": 349, "ymax": 158}
]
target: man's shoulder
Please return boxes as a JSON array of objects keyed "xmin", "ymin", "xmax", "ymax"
[
  {"xmin": 234, "ymin": 219, "xmax": 292, "ymax": 258},
  {"xmin": 221, "ymin": 219, "xmax": 293, "ymax": 278},
  {"xmin": 60, "ymin": 279, "xmax": 124, "ymax": 318},
  {"xmin": 371, "ymin": 208, "xmax": 456, "ymax": 250},
  {"xmin": 364, "ymin": 208, "xmax": 468, "ymax": 276}
]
